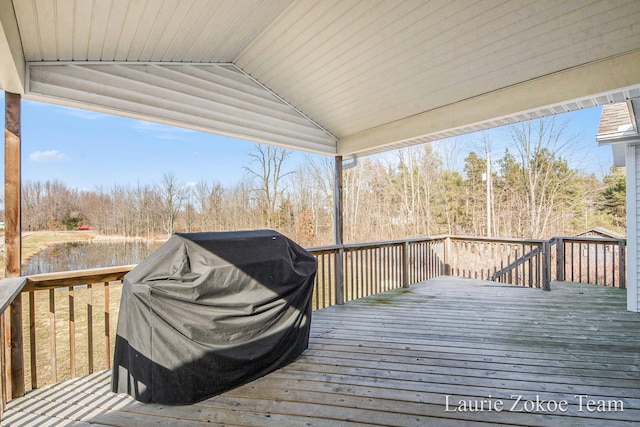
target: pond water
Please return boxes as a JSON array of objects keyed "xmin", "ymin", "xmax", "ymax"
[{"xmin": 22, "ymin": 240, "xmax": 164, "ymax": 275}]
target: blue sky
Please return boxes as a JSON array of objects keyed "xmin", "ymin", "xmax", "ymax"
[{"xmin": 0, "ymin": 91, "xmax": 613, "ymax": 194}]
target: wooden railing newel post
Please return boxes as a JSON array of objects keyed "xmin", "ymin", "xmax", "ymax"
[
  {"xmin": 542, "ymin": 240, "xmax": 552, "ymax": 291},
  {"xmin": 555, "ymin": 237, "xmax": 565, "ymax": 281},
  {"xmin": 444, "ymin": 237, "xmax": 451, "ymax": 276},
  {"xmin": 618, "ymin": 239, "xmax": 626, "ymax": 289},
  {"xmin": 333, "ymin": 155, "xmax": 346, "ymax": 304},
  {"xmin": 5, "ymin": 92, "xmax": 25, "ymax": 400}
]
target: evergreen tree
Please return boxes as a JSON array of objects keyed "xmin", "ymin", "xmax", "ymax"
[{"xmin": 598, "ymin": 167, "xmax": 626, "ymax": 231}]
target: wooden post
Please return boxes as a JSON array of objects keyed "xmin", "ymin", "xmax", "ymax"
[
  {"xmin": 402, "ymin": 241, "xmax": 409, "ymax": 288},
  {"xmin": 443, "ymin": 237, "xmax": 451, "ymax": 275},
  {"xmin": 0, "ymin": 312, "xmax": 5, "ymax": 415},
  {"xmin": 618, "ymin": 239, "xmax": 626, "ymax": 290},
  {"xmin": 333, "ymin": 156, "xmax": 344, "ymax": 305},
  {"xmin": 4, "ymin": 92, "xmax": 24, "ymax": 399},
  {"xmin": 555, "ymin": 238, "xmax": 565, "ymax": 281},
  {"xmin": 542, "ymin": 240, "xmax": 551, "ymax": 291}
]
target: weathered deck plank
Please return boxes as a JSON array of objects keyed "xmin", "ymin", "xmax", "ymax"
[{"xmin": 3, "ymin": 277, "xmax": 640, "ymax": 426}]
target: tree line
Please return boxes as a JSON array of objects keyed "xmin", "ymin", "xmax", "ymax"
[{"xmin": 16, "ymin": 117, "xmax": 626, "ymax": 246}]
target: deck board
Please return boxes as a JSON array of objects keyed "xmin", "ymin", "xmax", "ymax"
[{"xmin": 3, "ymin": 277, "xmax": 640, "ymax": 426}]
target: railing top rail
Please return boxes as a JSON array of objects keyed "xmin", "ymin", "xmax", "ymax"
[
  {"xmin": 0, "ymin": 277, "xmax": 27, "ymax": 314},
  {"xmin": 447, "ymin": 235, "xmax": 547, "ymax": 245},
  {"xmin": 23, "ymin": 264, "xmax": 137, "ymax": 292},
  {"xmin": 552, "ymin": 236, "xmax": 626, "ymax": 244},
  {"xmin": 308, "ymin": 236, "xmax": 448, "ymax": 253}
]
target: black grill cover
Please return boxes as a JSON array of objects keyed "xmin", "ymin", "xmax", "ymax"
[{"xmin": 111, "ymin": 230, "xmax": 316, "ymax": 404}]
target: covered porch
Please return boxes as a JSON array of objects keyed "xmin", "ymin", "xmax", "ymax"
[
  {"xmin": 3, "ymin": 276, "xmax": 639, "ymax": 426},
  {"xmin": 2, "ymin": 1, "xmax": 640, "ymax": 424}
]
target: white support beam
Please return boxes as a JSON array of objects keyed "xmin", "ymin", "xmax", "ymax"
[
  {"xmin": 338, "ymin": 50, "xmax": 640, "ymax": 156},
  {"xmin": 0, "ymin": 1, "xmax": 25, "ymax": 93}
]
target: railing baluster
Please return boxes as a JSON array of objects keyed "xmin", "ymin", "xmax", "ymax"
[
  {"xmin": 619, "ymin": 240, "xmax": 626, "ymax": 289},
  {"xmin": 104, "ymin": 282, "xmax": 111, "ymax": 369},
  {"xmin": 68, "ymin": 287, "xmax": 76, "ymax": 378},
  {"xmin": 49, "ymin": 289, "xmax": 57, "ymax": 383},
  {"xmin": 87, "ymin": 284, "xmax": 94, "ymax": 374},
  {"xmin": 29, "ymin": 291, "xmax": 37, "ymax": 390},
  {"xmin": 611, "ymin": 244, "xmax": 617, "ymax": 288},
  {"xmin": 1, "ymin": 311, "xmax": 6, "ymax": 415},
  {"xmin": 569, "ymin": 242, "xmax": 573, "ymax": 282},
  {"xmin": 595, "ymin": 243, "xmax": 600, "ymax": 285}
]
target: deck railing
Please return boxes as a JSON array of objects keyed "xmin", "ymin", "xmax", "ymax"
[
  {"xmin": 0, "ymin": 234, "xmax": 626, "ymax": 413},
  {"xmin": 554, "ymin": 236, "xmax": 626, "ymax": 288}
]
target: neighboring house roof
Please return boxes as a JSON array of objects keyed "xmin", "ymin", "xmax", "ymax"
[
  {"xmin": 574, "ymin": 227, "xmax": 625, "ymax": 239},
  {"xmin": 597, "ymin": 102, "xmax": 636, "ymax": 138},
  {"xmin": 597, "ymin": 100, "xmax": 640, "ymax": 167}
]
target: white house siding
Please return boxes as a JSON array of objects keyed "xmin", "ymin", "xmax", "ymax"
[{"xmin": 627, "ymin": 144, "xmax": 639, "ymax": 311}]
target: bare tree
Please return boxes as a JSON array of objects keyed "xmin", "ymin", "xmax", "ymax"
[
  {"xmin": 158, "ymin": 172, "xmax": 188, "ymax": 236},
  {"xmin": 245, "ymin": 144, "xmax": 293, "ymax": 228},
  {"xmin": 194, "ymin": 180, "xmax": 224, "ymax": 231},
  {"xmin": 508, "ymin": 117, "xmax": 580, "ymax": 238}
]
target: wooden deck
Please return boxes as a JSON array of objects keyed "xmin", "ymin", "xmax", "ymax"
[{"xmin": 2, "ymin": 277, "xmax": 640, "ymax": 426}]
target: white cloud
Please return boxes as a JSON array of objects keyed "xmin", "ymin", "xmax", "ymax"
[
  {"xmin": 29, "ymin": 150, "xmax": 69, "ymax": 163},
  {"xmin": 183, "ymin": 181, "xmax": 198, "ymax": 189}
]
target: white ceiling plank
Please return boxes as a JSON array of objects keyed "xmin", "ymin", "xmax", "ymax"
[
  {"xmin": 33, "ymin": 0, "xmax": 56, "ymax": 60},
  {"xmin": 201, "ymin": 0, "xmax": 292, "ymax": 62},
  {"xmin": 168, "ymin": 0, "xmax": 226, "ymax": 62},
  {"xmin": 235, "ymin": 0, "xmax": 322, "ymax": 72},
  {"xmin": 71, "ymin": 0, "xmax": 92, "ymax": 60},
  {"xmin": 155, "ymin": 0, "xmax": 211, "ymax": 62},
  {"xmin": 100, "ymin": 0, "xmax": 135, "ymax": 60},
  {"xmin": 12, "ymin": 0, "xmax": 40, "ymax": 60},
  {"xmin": 85, "ymin": 0, "xmax": 112, "ymax": 61},
  {"xmin": 112, "ymin": 0, "xmax": 149, "ymax": 61},
  {"xmin": 239, "ymin": 0, "xmax": 368, "ymax": 84},
  {"xmin": 136, "ymin": 0, "xmax": 183, "ymax": 61},
  {"xmin": 54, "ymin": 0, "xmax": 74, "ymax": 60}
]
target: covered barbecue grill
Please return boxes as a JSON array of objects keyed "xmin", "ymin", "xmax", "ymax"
[{"xmin": 111, "ymin": 230, "xmax": 316, "ymax": 404}]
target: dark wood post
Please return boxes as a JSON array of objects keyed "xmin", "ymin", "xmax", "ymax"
[
  {"xmin": 618, "ymin": 239, "xmax": 626, "ymax": 289},
  {"xmin": 4, "ymin": 92, "xmax": 24, "ymax": 399},
  {"xmin": 334, "ymin": 156, "xmax": 344, "ymax": 304},
  {"xmin": 402, "ymin": 241, "xmax": 410, "ymax": 287},
  {"xmin": 542, "ymin": 240, "xmax": 551, "ymax": 291},
  {"xmin": 555, "ymin": 237, "xmax": 565, "ymax": 281}
]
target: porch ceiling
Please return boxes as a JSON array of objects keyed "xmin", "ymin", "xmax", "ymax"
[{"xmin": 1, "ymin": 0, "xmax": 640, "ymax": 156}]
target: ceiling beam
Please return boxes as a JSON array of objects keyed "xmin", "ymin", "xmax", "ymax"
[
  {"xmin": 338, "ymin": 50, "xmax": 640, "ymax": 156},
  {"xmin": 0, "ymin": 1, "xmax": 25, "ymax": 93}
]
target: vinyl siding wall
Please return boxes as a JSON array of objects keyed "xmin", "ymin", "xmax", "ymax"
[{"xmin": 627, "ymin": 144, "xmax": 639, "ymax": 311}]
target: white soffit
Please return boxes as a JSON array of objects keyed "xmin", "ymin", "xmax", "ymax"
[
  {"xmin": 358, "ymin": 83, "xmax": 640, "ymax": 157},
  {"xmin": 26, "ymin": 63, "xmax": 337, "ymax": 154}
]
